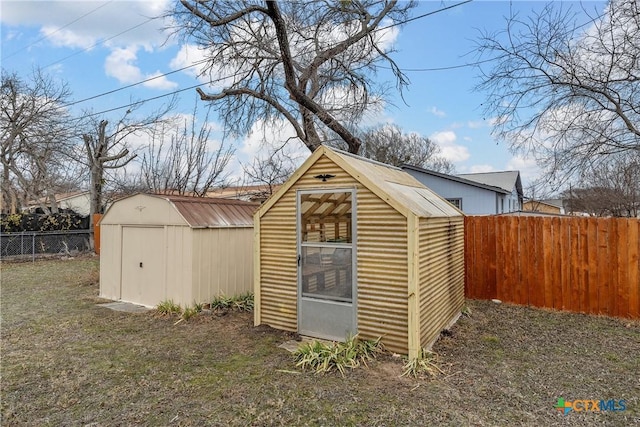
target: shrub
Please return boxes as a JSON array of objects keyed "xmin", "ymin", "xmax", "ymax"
[
  {"xmin": 294, "ymin": 336, "xmax": 383, "ymax": 375},
  {"xmin": 401, "ymin": 348, "xmax": 444, "ymax": 379},
  {"xmin": 156, "ymin": 300, "xmax": 182, "ymax": 316},
  {"xmin": 211, "ymin": 293, "xmax": 254, "ymax": 313}
]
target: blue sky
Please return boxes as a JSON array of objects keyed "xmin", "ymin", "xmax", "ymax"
[{"xmin": 0, "ymin": 0, "xmax": 605, "ymax": 187}]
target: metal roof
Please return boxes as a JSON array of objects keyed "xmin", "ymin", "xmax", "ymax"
[
  {"xmin": 457, "ymin": 171, "xmax": 521, "ymax": 194},
  {"xmin": 256, "ymin": 146, "xmax": 463, "ymax": 219},
  {"xmin": 401, "ymin": 164, "xmax": 510, "ymax": 195},
  {"xmin": 152, "ymin": 194, "xmax": 257, "ymax": 228},
  {"xmin": 333, "ymin": 149, "xmax": 463, "ymax": 218}
]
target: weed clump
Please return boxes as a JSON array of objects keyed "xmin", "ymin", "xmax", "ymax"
[
  {"xmin": 294, "ymin": 336, "xmax": 383, "ymax": 375},
  {"xmin": 155, "ymin": 300, "xmax": 202, "ymax": 322},
  {"xmin": 401, "ymin": 348, "xmax": 444, "ymax": 379},
  {"xmin": 210, "ymin": 292, "xmax": 254, "ymax": 313}
]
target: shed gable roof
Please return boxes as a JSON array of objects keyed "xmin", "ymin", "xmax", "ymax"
[
  {"xmin": 257, "ymin": 146, "xmax": 462, "ymax": 219},
  {"xmin": 163, "ymin": 195, "xmax": 257, "ymax": 228},
  {"xmin": 105, "ymin": 193, "xmax": 257, "ymax": 228}
]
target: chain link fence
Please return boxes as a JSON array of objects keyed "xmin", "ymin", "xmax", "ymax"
[{"xmin": 0, "ymin": 230, "xmax": 92, "ymax": 261}]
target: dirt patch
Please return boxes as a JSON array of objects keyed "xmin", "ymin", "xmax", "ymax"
[{"xmin": 1, "ymin": 259, "xmax": 638, "ymax": 426}]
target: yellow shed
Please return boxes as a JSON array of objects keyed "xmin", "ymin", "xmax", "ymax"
[
  {"xmin": 100, "ymin": 194, "xmax": 256, "ymax": 308},
  {"xmin": 254, "ymin": 146, "xmax": 465, "ymax": 358}
]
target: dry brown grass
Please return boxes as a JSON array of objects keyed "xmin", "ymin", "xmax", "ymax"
[{"xmin": 1, "ymin": 258, "xmax": 639, "ymax": 426}]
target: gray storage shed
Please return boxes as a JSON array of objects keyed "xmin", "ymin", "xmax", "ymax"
[{"xmin": 100, "ymin": 193, "xmax": 256, "ymax": 307}]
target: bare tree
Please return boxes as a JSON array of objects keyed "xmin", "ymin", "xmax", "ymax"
[
  {"xmin": 139, "ymin": 105, "xmax": 234, "ymax": 196},
  {"xmin": 1, "ymin": 69, "xmax": 78, "ymax": 214},
  {"xmin": 347, "ymin": 123, "xmax": 455, "ymax": 172},
  {"xmin": 242, "ymin": 148, "xmax": 298, "ymax": 197},
  {"xmin": 476, "ymin": 0, "xmax": 640, "ymax": 183},
  {"xmin": 564, "ymin": 152, "xmax": 640, "ymax": 217},
  {"xmin": 169, "ymin": 0, "xmax": 415, "ymax": 154},
  {"xmin": 81, "ymin": 102, "xmax": 174, "ymax": 218}
]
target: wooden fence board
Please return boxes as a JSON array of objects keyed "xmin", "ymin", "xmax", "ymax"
[
  {"xmin": 617, "ymin": 220, "xmax": 629, "ymax": 318},
  {"xmin": 587, "ymin": 218, "xmax": 600, "ymax": 315},
  {"xmin": 465, "ymin": 215, "xmax": 640, "ymax": 319},
  {"xmin": 629, "ymin": 220, "xmax": 640, "ymax": 318}
]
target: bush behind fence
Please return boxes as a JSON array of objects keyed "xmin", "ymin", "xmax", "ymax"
[{"xmin": 0, "ymin": 230, "xmax": 92, "ymax": 261}]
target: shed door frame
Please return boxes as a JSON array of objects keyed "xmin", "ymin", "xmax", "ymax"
[
  {"xmin": 296, "ymin": 188, "xmax": 357, "ymax": 341},
  {"xmin": 120, "ymin": 225, "xmax": 166, "ymax": 307}
]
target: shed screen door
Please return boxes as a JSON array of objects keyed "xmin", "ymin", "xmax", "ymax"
[{"xmin": 297, "ymin": 189, "xmax": 356, "ymax": 341}]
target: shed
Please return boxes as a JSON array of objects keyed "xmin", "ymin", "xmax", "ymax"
[
  {"xmin": 254, "ymin": 146, "xmax": 465, "ymax": 358},
  {"xmin": 100, "ymin": 193, "xmax": 256, "ymax": 308}
]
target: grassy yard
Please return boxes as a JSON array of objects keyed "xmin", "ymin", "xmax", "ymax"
[{"xmin": 1, "ymin": 258, "xmax": 639, "ymax": 426}]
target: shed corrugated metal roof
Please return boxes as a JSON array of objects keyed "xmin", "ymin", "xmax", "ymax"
[
  {"xmin": 330, "ymin": 149, "xmax": 463, "ymax": 218},
  {"xmin": 153, "ymin": 194, "xmax": 257, "ymax": 228},
  {"xmin": 258, "ymin": 146, "xmax": 462, "ymax": 219}
]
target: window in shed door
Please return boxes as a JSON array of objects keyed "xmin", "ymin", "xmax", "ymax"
[{"xmin": 300, "ymin": 191, "xmax": 352, "ymax": 243}]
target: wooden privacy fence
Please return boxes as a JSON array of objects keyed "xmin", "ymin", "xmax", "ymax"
[{"xmin": 464, "ymin": 215, "xmax": 640, "ymax": 319}]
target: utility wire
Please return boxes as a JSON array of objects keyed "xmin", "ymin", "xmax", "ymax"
[
  {"xmin": 42, "ymin": 16, "xmax": 157, "ymax": 70},
  {"xmin": 62, "ymin": 0, "xmax": 475, "ymax": 115},
  {"xmin": 1, "ymin": 0, "xmax": 114, "ymax": 61},
  {"xmin": 377, "ymin": 0, "xmax": 473, "ymax": 31},
  {"xmin": 64, "ymin": 58, "xmax": 211, "ymax": 108},
  {"xmin": 53, "ymin": 0, "xmax": 605, "ymax": 118}
]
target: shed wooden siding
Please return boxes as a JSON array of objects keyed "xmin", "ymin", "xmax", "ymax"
[
  {"xmin": 418, "ymin": 217, "xmax": 465, "ymax": 349},
  {"xmin": 257, "ymin": 155, "xmax": 410, "ymax": 353},
  {"xmin": 259, "ymin": 188, "xmax": 298, "ymax": 331},
  {"xmin": 356, "ymin": 188, "xmax": 408, "ymax": 354},
  {"xmin": 192, "ymin": 227, "xmax": 253, "ymax": 303}
]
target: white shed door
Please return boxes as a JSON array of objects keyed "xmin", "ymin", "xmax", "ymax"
[{"xmin": 120, "ymin": 226, "xmax": 165, "ymax": 307}]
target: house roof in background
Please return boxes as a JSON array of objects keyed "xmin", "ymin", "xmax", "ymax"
[
  {"xmin": 540, "ymin": 199, "xmax": 564, "ymax": 209},
  {"xmin": 457, "ymin": 171, "xmax": 522, "ymax": 195},
  {"xmin": 147, "ymin": 194, "xmax": 258, "ymax": 228},
  {"xmin": 401, "ymin": 164, "xmax": 510, "ymax": 195},
  {"xmin": 26, "ymin": 190, "xmax": 90, "ymax": 206},
  {"xmin": 206, "ymin": 184, "xmax": 279, "ymax": 201}
]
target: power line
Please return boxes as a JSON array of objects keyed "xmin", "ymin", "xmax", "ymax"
[
  {"xmin": 79, "ymin": 82, "xmax": 208, "ymax": 120},
  {"xmin": 64, "ymin": 58, "xmax": 211, "ymax": 108},
  {"xmin": 1, "ymin": 0, "xmax": 114, "ymax": 61},
  {"xmin": 42, "ymin": 16, "xmax": 157, "ymax": 70},
  {"xmin": 59, "ymin": 0, "xmax": 603, "ymax": 118},
  {"xmin": 63, "ymin": 0, "xmax": 476, "ymax": 111},
  {"xmin": 377, "ymin": 0, "xmax": 473, "ymax": 32}
]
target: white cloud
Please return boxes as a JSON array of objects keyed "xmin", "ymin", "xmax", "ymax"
[
  {"xmin": 429, "ymin": 130, "xmax": 470, "ymax": 163},
  {"xmin": 41, "ymin": 25, "xmax": 96, "ymax": 49},
  {"xmin": 374, "ymin": 20, "xmax": 399, "ymax": 51},
  {"xmin": 506, "ymin": 155, "xmax": 541, "ymax": 182},
  {"xmin": 105, "ymin": 47, "xmax": 143, "ymax": 83},
  {"xmin": 240, "ymin": 119, "xmax": 308, "ymax": 160},
  {"xmin": 469, "ymin": 164, "xmax": 496, "ymax": 173},
  {"xmin": 143, "ymin": 71, "xmax": 178, "ymax": 90},
  {"xmin": 428, "ymin": 106, "xmax": 446, "ymax": 118},
  {"xmin": 467, "ymin": 120, "xmax": 485, "ymax": 129},
  {"xmin": 2, "ymin": 1, "xmax": 172, "ymax": 49},
  {"xmin": 170, "ymin": 44, "xmax": 208, "ymax": 78},
  {"xmin": 105, "ymin": 46, "xmax": 177, "ymax": 89}
]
